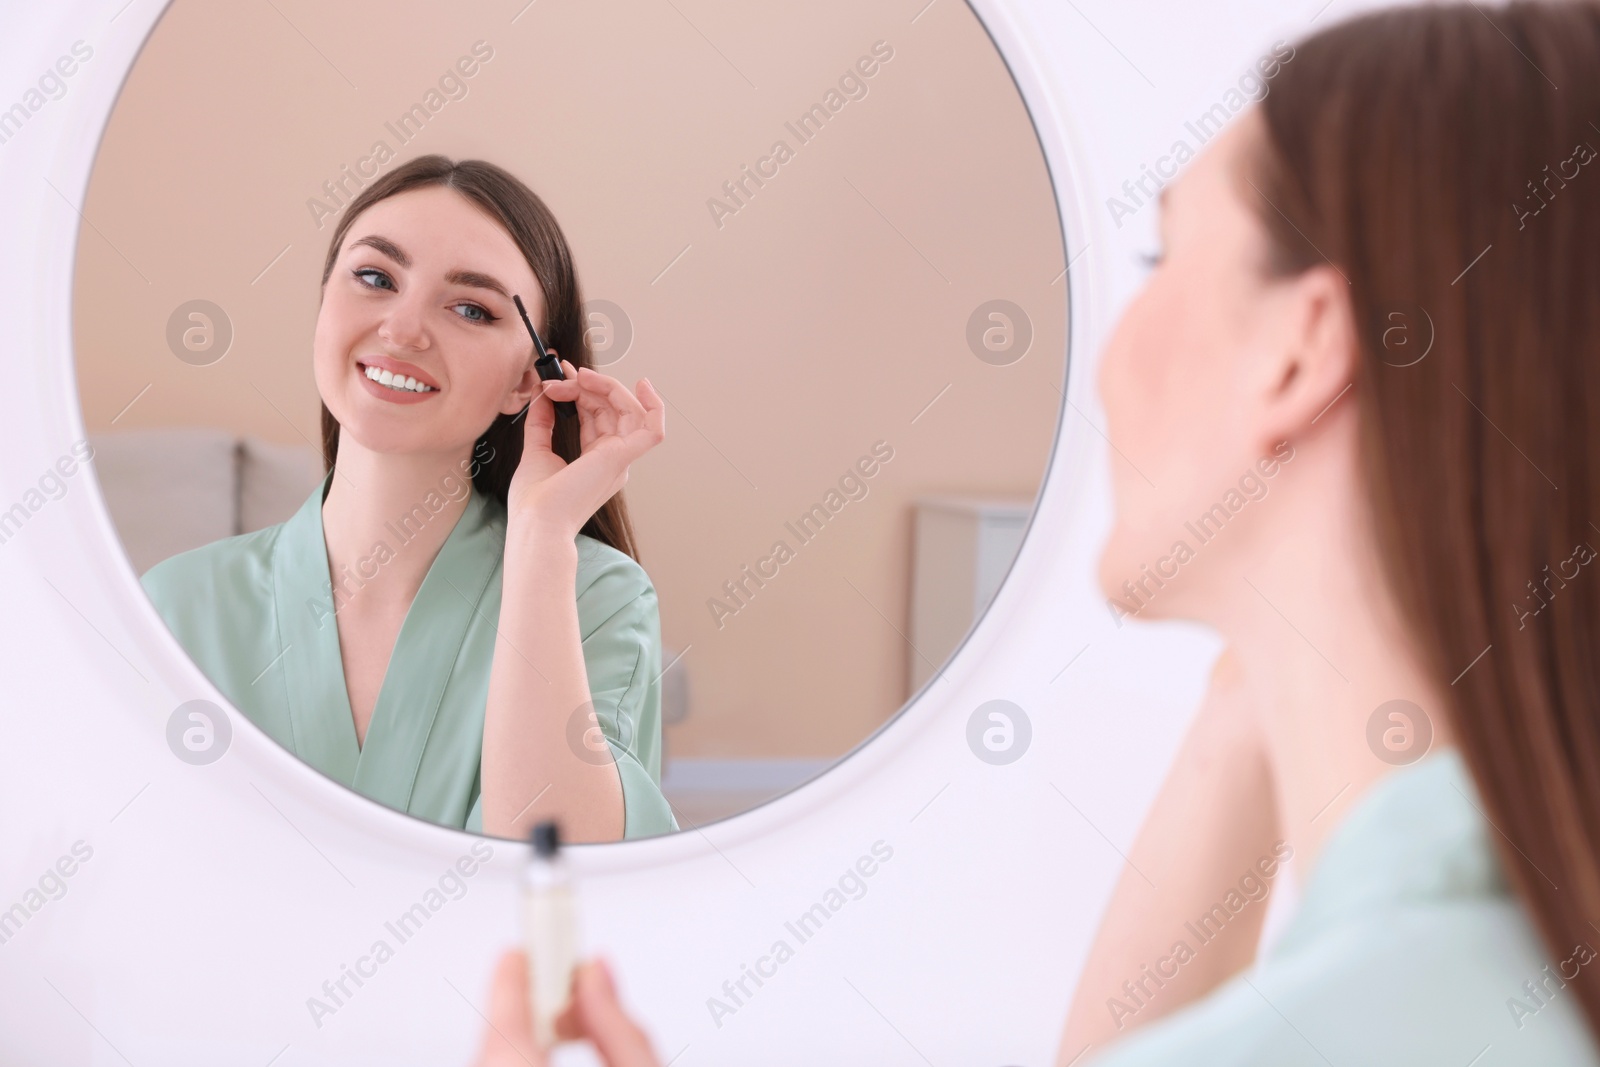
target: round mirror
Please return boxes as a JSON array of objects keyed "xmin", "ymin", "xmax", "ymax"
[{"xmin": 73, "ymin": 0, "xmax": 1068, "ymax": 842}]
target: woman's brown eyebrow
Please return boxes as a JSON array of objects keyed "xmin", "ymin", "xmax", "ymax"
[
  {"xmin": 445, "ymin": 269, "xmax": 511, "ymax": 299},
  {"xmin": 348, "ymin": 234, "xmax": 511, "ymax": 299}
]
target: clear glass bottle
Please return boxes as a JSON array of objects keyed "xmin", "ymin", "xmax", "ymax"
[{"xmin": 524, "ymin": 820, "xmax": 578, "ymax": 1050}]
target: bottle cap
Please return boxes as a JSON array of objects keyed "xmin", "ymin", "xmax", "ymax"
[{"xmin": 531, "ymin": 820, "xmax": 561, "ymax": 858}]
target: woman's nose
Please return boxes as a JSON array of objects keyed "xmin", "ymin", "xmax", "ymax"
[{"xmin": 377, "ymin": 295, "xmax": 431, "ymax": 350}]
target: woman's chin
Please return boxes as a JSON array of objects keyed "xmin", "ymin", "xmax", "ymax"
[
  {"xmin": 331, "ymin": 416, "xmax": 426, "ymax": 458},
  {"xmin": 1095, "ymin": 532, "xmax": 1140, "ymax": 604},
  {"xmin": 1096, "ymin": 527, "xmax": 1188, "ymax": 619}
]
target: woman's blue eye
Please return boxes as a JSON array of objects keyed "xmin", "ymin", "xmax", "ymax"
[
  {"xmin": 353, "ymin": 267, "xmax": 395, "ymax": 290},
  {"xmin": 453, "ymin": 302, "xmax": 495, "ymax": 323}
]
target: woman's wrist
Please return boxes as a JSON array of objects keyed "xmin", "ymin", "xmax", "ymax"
[
  {"xmin": 503, "ymin": 520, "xmax": 580, "ymax": 573},
  {"xmin": 1057, "ymin": 646, "xmax": 1278, "ymax": 1057}
]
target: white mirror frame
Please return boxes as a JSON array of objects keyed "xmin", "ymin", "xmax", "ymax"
[{"xmin": 0, "ymin": 0, "xmax": 1308, "ymax": 1062}]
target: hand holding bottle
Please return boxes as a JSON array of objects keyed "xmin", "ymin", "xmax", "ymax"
[{"xmin": 471, "ymin": 948, "xmax": 662, "ymax": 1067}]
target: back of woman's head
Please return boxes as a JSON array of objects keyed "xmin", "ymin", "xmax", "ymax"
[{"xmin": 1253, "ymin": 0, "xmax": 1600, "ymax": 1033}]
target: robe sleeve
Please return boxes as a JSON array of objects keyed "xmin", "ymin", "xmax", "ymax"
[{"xmin": 575, "ymin": 539, "xmax": 679, "ymax": 839}]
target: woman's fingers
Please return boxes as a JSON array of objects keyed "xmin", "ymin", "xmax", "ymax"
[
  {"xmin": 578, "ymin": 367, "xmax": 664, "ymax": 448},
  {"xmin": 474, "ymin": 949, "xmax": 546, "ymax": 1067},
  {"xmin": 601, "ymin": 378, "xmax": 665, "ymax": 470},
  {"xmin": 571, "ymin": 958, "xmax": 661, "ymax": 1067},
  {"xmin": 567, "ymin": 360, "xmax": 623, "ymax": 439},
  {"xmin": 536, "ymin": 372, "xmax": 600, "ymax": 451},
  {"xmin": 552, "ymin": 997, "xmax": 585, "ymax": 1043},
  {"xmin": 538, "ymin": 361, "xmax": 605, "ymax": 448},
  {"xmin": 521, "ymin": 382, "xmax": 556, "ymax": 445},
  {"xmin": 532, "ymin": 365, "xmax": 667, "ymax": 498},
  {"xmin": 633, "ymin": 378, "xmax": 666, "ymax": 448},
  {"xmin": 555, "ymin": 363, "xmax": 665, "ymax": 451}
]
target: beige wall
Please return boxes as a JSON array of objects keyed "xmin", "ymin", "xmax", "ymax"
[{"xmin": 74, "ymin": 0, "xmax": 1067, "ymax": 760}]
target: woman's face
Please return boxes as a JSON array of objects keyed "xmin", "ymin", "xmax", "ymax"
[
  {"xmin": 1096, "ymin": 110, "xmax": 1288, "ymax": 618},
  {"xmin": 313, "ymin": 185, "xmax": 549, "ymax": 460}
]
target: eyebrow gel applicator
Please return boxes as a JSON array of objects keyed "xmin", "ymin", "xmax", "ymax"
[
  {"xmin": 524, "ymin": 820, "xmax": 579, "ymax": 1049},
  {"xmin": 513, "ymin": 294, "xmax": 577, "ymax": 420}
]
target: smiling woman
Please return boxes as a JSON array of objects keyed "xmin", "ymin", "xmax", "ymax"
[
  {"xmin": 139, "ymin": 155, "xmax": 675, "ymax": 844},
  {"xmin": 76, "ymin": 0, "xmax": 1069, "ymax": 856}
]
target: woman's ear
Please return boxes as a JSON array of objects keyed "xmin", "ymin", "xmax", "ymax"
[
  {"xmin": 1255, "ymin": 263, "xmax": 1358, "ymax": 451},
  {"xmin": 501, "ymin": 358, "xmax": 542, "ymax": 416},
  {"xmin": 498, "ymin": 348, "xmax": 561, "ymax": 416}
]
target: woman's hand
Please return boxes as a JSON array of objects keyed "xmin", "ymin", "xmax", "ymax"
[
  {"xmin": 508, "ymin": 361, "xmax": 665, "ymax": 543},
  {"xmin": 1055, "ymin": 648, "xmax": 1278, "ymax": 1066},
  {"xmin": 472, "ymin": 948, "xmax": 662, "ymax": 1067}
]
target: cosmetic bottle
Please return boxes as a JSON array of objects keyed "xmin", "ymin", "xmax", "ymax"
[{"xmin": 524, "ymin": 820, "xmax": 578, "ymax": 1049}]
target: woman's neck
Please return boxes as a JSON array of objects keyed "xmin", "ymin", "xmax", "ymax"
[
  {"xmin": 319, "ymin": 436, "xmax": 475, "ymax": 615},
  {"xmin": 1211, "ymin": 434, "xmax": 1457, "ymax": 884}
]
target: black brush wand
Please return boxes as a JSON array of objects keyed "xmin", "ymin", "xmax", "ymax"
[{"xmin": 512, "ymin": 294, "xmax": 577, "ymax": 420}]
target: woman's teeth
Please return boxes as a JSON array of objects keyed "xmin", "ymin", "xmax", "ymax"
[{"xmin": 363, "ymin": 364, "xmax": 435, "ymax": 393}]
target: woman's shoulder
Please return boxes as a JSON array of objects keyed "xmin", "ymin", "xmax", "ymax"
[
  {"xmin": 573, "ymin": 533, "xmax": 654, "ymax": 597},
  {"xmin": 1086, "ymin": 750, "xmax": 1600, "ymax": 1066},
  {"xmin": 1086, "ymin": 905, "xmax": 1600, "ymax": 1067},
  {"xmin": 572, "ymin": 533, "xmax": 656, "ymax": 633},
  {"xmin": 140, "ymin": 524, "xmax": 284, "ymax": 610}
]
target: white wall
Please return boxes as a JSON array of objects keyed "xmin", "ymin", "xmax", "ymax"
[{"xmin": 0, "ymin": 1, "xmax": 1391, "ymax": 1064}]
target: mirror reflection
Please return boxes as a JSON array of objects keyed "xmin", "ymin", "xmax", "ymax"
[{"xmin": 74, "ymin": 0, "xmax": 1067, "ymax": 841}]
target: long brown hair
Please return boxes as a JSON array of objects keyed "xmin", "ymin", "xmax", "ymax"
[
  {"xmin": 1251, "ymin": 0, "xmax": 1600, "ymax": 1037},
  {"xmin": 315, "ymin": 154, "xmax": 639, "ymax": 561}
]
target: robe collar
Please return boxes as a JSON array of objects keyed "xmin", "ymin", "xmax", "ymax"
[{"xmin": 270, "ymin": 469, "xmax": 505, "ymax": 811}]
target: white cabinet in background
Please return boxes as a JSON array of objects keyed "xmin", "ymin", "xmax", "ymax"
[{"xmin": 907, "ymin": 496, "xmax": 1033, "ymax": 695}]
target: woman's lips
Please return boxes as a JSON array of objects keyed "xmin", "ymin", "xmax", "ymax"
[
  {"xmin": 356, "ymin": 360, "xmax": 439, "ymax": 405},
  {"xmin": 357, "ymin": 353, "xmax": 441, "ymax": 388}
]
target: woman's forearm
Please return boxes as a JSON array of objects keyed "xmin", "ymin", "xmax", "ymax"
[
  {"xmin": 480, "ymin": 528, "xmax": 625, "ymax": 843},
  {"xmin": 1056, "ymin": 651, "xmax": 1279, "ymax": 1066}
]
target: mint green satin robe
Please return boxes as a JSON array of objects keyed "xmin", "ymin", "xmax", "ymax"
[
  {"xmin": 140, "ymin": 472, "xmax": 676, "ymax": 839},
  {"xmin": 1082, "ymin": 747, "xmax": 1600, "ymax": 1066}
]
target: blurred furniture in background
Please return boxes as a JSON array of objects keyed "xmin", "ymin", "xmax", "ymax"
[
  {"xmin": 659, "ymin": 757, "xmax": 831, "ymax": 829},
  {"xmin": 907, "ymin": 496, "xmax": 1033, "ymax": 695},
  {"xmin": 88, "ymin": 427, "xmax": 325, "ymax": 575}
]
